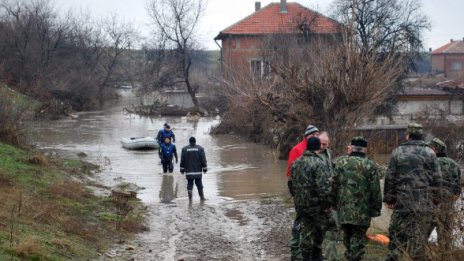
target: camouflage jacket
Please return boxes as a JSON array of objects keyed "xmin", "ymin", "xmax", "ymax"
[
  {"xmin": 384, "ymin": 140, "xmax": 442, "ymax": 213},
  {"xmin": 332, "ymin": 152, "xmax": 382, "ymax": 227},
  {"xmin": 436, "ymin": 153, "xmax": 462, "ymax": 197},
  {"xmin": 291, "ymin": 151, "xmax": 332, "ymax": 215},
  {"xmin": 319, "ymin": 148, "xmax": 334, "ymax": 175}
]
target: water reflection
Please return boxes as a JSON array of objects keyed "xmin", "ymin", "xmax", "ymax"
[{"xmin": 159, "ymin": 174, "xmax": 178, "ymax": 204}]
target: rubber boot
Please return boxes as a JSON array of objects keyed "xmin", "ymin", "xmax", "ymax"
[
  {"xmin": 188, "ymin": 190, "xmax": 193, "ymax": 201},
  {"xmin": 198, "ymin": 189, "xmax": 206, "ymax": 201}
]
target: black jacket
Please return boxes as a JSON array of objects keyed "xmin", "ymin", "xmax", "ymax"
[{"xmin": 180, "ymin": 144, "xmax": 207, "ymax": 179}]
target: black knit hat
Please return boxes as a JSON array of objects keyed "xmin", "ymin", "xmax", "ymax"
[
  {"xmin": 307, "ymin": 137, "xmax": 321, "ymax": 151},
  {"xmin": 351, "ymin": 136, "xmax": 368, "ymax": 148},
  {"xmin": 189, "ymin": 137, "xmax": 196, "ymax": 144}
]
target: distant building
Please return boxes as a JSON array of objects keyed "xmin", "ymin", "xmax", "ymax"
[
  {"xmin": 431, "ymin": 39, "xmax": 464, "ymax": 78},
  {"xmin": 395, "ymin": 87, "xmax": 462, "ymax": 116},
  {"xmin": 214, "ymin": 0, "xmax": 341, "ymax": 79}
]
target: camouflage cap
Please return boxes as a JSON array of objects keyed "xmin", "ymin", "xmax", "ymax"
[
  {"xmin": 430, "ymin": 137, "xmax": 447, "ymax": 150},
  {"xmin": 351, "ymin": 136, "xmax": 368, "ymax": 148},
  {"xmin": 406, "ymin": 123, "xmax": 423, "ymax": 135}
]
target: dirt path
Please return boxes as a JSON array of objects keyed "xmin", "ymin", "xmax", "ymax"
[{"xmin": 102, "ymin": 196, "xmax": 293, "ymax": 260}]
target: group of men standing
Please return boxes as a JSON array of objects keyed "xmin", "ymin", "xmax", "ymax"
[{"xmin": 287, "ymin": 123, "xmax": 462, "ymax": 261}]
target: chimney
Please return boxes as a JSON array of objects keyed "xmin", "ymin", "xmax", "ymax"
[
  {"xmin": 255, "ymin": 2, "xmax": 261, "ymax": 11},
  {"xmin": 451, "ymin": 39, "xmax": 454, "ymax": 42},
  {"xmin": 429, "ymin": 48, "xmax": 432, "ymax": 53},
  {"xmin": 280, "ymin": 0, "xmax": 288, "ymax": 13}
]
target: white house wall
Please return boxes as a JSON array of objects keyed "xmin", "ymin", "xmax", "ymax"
[{"xmin": 396, "ymin": 99, "xmax": 463, "ymax": 116}]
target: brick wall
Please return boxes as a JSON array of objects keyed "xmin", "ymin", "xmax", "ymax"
[
  {"xmin": 431, "ymin": 54, "xmax": 445, "ymax": 74},
  {"xmin": 444, "ymin": 53, "xmax": 464, "ymax": 78},
  {"xmin": 221, "ymin": 36, "xmax": 264, "ymax": 78}
]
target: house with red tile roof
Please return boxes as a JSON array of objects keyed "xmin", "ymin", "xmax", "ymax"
[
  {"xmin": 431, "ymin": 39, "xmax": 464, "ymax": 78},
  {"xmin": 214, "ymin": 0, "xmax": 341, "ymax": 79}
]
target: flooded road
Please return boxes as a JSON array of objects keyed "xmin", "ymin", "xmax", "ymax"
[{"xmin": 28, "ymin": 91, "xmax": 293, "ymax": 260}]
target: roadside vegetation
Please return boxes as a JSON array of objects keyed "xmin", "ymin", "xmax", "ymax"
[{"xmin": 0, "ymin": 142, "xmax": 146, "ymax": 260}]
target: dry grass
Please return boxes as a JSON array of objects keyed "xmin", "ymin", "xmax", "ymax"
[
  {"xmin": 0, "ymin": 142, "xmax": 147, "ymax": 259},
  {"xmin": 47, "ymin": 181, "xmax": 91, "ymax": 203},
  {"xmin": 120, "ymin": 215, "xmax": 149, "ymax": 233},
  {"xmin": 30, "ymin": 201, "xmax": 62, "ymax": 224},
  {"xmin": 27, "ymin": 154, "xmax": 49, "ymax": 166},
  {"xmin": 12, "ymin": 238, "xmax": 43, "ymax": 258},
  {"xmin": 0, "ymin": 170, "xmax": 12, "ymax": 187}
]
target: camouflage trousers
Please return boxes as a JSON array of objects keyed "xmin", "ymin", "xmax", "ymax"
[
  {"xmin": 386, "ymin": 210, "xmax": 433, "ymax": 261},
  {"xmin": 299, "ymin": 212, "xmax": 330, "ymax": 261},
  {"xmin": 341, "ymin": 224, "xmax": 368, "ymax": 261},
  {"xmin": 290, "ymin": 215, "xmax": 302, "ymax": 260},
  {"xmin": 322, "ymin": 210, "xmax": 342, "ymax": 261}
]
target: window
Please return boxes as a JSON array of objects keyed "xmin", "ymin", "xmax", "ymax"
[
  {"xmin": 451, "ymin": 62, "xmax": 462, "ymax": 71},
  {"xmin": 250, "ymin": 59, "xmax": 271, "ymax": 79}
]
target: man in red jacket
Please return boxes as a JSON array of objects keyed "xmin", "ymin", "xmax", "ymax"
[
  {"xmin": 288, "ymin": 124, "xmax": 320, "ymax": 261},
  {"xmin": 287, "ymin": 125, "xmax": 320, "ymax": 179}
]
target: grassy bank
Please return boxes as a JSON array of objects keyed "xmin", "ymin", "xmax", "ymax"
[{"xmin": 0, "ymin": 142, "xmax": 145, "ymax": 260}]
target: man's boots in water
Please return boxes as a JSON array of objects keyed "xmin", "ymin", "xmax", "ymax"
[
  {"xmin": 199, "ymin": 189, "xmax": 206, "ymax": 201},
  {"xmin": 188, "ymin": 190, "xmax": 193, "ymax": 201}
]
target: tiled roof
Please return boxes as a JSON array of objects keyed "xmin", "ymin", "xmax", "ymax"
[
  {"xmin": 436, "ymin": 79, "xmax": 464, "ymax": 89},
  {"xmin": 432, "ymin": 40, "xmax": 464, "ymax": 54},
  {"xmin": 214, "ymin": 2, "xmax": 341, "ymax": 40},
  {"xmin": 397, "ymin": 87, "xmax": 451, "ymax": 96}
]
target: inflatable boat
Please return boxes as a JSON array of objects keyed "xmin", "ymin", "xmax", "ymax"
[{"xmin": 121, "ymin": 137, "xmax": 159, "ymax": 150}]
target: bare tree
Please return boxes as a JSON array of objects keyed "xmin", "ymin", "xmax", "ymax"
[
  {"xmin": 146, "ymin": 0, "xmax": 206, "ymax": 113},
  {"xmin": 333, "ymin": 0, "xmax": 429, "ymax": 55},
  {"xmin": 217, "ymin": 0, "xmax": 429, "ymax": 157},
  {"xmin": 0, "ymin": 0, "xmax": 138, "ymax": 112}
]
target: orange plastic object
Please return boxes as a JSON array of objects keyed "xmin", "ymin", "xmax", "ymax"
[{"xmin": 367, "ymin": 234, "xmax": 390, "ymax": 245}]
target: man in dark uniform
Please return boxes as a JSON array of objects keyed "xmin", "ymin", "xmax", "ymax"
[{"xmin": 180, "ymin": 137, "xmax": 207, "ymax": 201}]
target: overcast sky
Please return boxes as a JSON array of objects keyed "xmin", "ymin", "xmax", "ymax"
[{"xmin": 54, "ymin": 0, "xmax": 463, "ymax": 51}]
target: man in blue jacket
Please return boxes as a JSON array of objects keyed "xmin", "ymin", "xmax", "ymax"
[
  {"xmin": 159, "ymin": 136, "xmax": 178, "ymax": 173},
  {"xmin": 180, "ymin": 137, "xmax": 207, "ymax": 201},
  {"xmin": 156, "ymin": 123, "xmax": 175, "ymax": 144}
]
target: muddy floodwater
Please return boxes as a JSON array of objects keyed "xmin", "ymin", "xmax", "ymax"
[
  {"xmin": 28, "ymin": 91, "xmax": 298, "ymax": 260},
  {"xmin": 28, "ymin": 91, "xmax": 395, "ymax": 260}
]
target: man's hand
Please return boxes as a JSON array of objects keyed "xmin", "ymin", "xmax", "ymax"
[
  {"xmin": 180, "ymin": 168, "xmax": 185, "ymax": 175},
  {"xmin": 203, "ymin": 168, "xmax": 207, "ymax": 174},
  {"xmin": 323, "ymin": 208, "xmax": 331, "ymax": 214},
  {"xmin": 386, "ymin": 203, "xmax": 395, "ymax": 210},
  {"xmin": 175, "ymin": 159, "xmax": 178, "ymax": 164}
]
